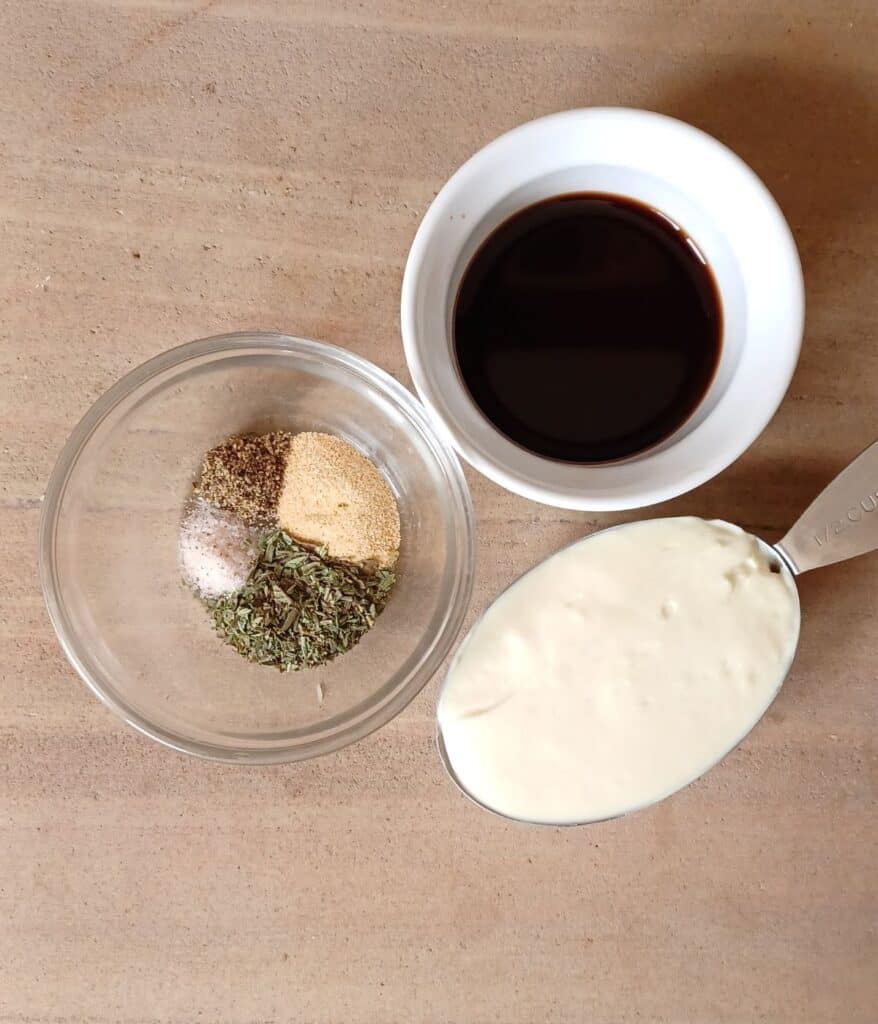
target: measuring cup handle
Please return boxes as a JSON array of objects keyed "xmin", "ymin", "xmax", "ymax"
[{"xmin": 775, "ymin": 439, "xmax": 878, "ymax": 574}]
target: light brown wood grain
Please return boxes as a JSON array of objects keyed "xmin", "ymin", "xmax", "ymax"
[{"xmin": 1, "ymin": 1, "xmax": 876, "ymax": 1021}]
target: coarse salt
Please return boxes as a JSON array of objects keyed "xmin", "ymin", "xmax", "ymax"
[{"xmin": 179, "ymin": 497, "xmax": 256, "ymax": 599}]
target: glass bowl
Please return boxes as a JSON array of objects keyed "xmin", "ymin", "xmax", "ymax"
[{"xmin": 39, "ymin": 332, "xmax": 475, "ymax": 763}]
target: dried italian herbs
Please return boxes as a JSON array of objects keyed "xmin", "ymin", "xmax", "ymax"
[{"xmin": 208, "ymin": 528, "xmax": 395, "ymax": 671}]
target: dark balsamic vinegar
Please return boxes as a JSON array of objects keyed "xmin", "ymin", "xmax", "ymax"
[{"xmin": 453, "ymin": 193, "xmax": 722, "ymax": 463}]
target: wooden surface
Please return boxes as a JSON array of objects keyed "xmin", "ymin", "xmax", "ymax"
[{"xmin": 2, "ymin": 2, "xmax": 876, "ymax": 1021}]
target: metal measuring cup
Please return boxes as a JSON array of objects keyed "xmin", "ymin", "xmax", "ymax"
[{"xmin": 437, "ymin": 440, "xmax": 878, "ymax": 826}]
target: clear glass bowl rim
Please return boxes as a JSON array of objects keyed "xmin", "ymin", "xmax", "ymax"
[{"xmin": 39, "ymin": 331, "xmax": 476, "ymax": 764}]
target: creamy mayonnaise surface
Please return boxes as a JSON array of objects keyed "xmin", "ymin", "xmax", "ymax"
[{"xmin": 438, "ymin": 517, "xmax": 800, "ymax": 824}]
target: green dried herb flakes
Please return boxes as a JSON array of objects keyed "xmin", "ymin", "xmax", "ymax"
[{"xmin": 208, "ymin": 529, "xmax": 396, "ymax": 671}]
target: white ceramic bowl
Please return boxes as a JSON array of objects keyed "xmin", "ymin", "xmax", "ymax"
[{"xmin": 401, "ymin": 108, "xmax": 804, "ymax": 510}]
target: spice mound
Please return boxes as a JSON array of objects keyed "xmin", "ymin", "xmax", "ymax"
[
  {"xmin": 179, "ymin": 497, "xmax": 257, "ymax": 599},
  {"xmin": 210, "ymin": 530, "xmax": 395, "ymax": 671},
  {"xmin": 180, "ymin": 429, "xmax": 399, "ymax": 672},
  {"xmin": 278, "ymin": 432, "xmax": 400, "ymax": 569},
  {"xmin": 195, "ymin": 431, "xmax": 291, "ymax": 525}
]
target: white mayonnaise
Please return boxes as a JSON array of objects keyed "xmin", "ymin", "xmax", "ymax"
[{"xmin": 438, "ymin": 517, "xmax": 800, "ymax": 824}]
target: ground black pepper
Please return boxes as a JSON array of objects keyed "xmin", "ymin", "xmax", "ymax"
[{"xmin": 195, "ymin": 432, "xmax": 291, "ymax": 525}]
